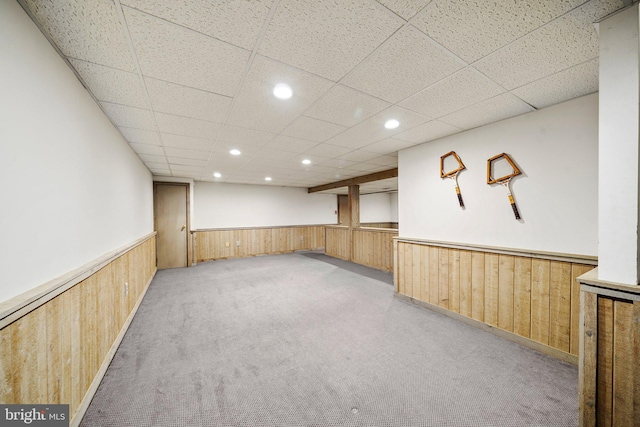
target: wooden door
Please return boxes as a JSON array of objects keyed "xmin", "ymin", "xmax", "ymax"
[
  {"xmin": 337, "ymin": 195, "xmax": 349, "ymax": 225},
  {"xmin": 155, "ymin": 183, "xmax": 188, "ymax": 269}
]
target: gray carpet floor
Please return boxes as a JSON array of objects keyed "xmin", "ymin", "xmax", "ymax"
[{"xmin": 81, "ymin": 252, "xmax": 578, "ymax": 427}]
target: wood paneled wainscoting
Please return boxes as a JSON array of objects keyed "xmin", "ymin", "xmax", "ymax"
[
  {"xmin": 325, "ymin": 226, "xmax": 350, "ymax": 261},
  {"xmin": 360, "ymin": 222, "xmax": 399, "ymax": 229},
  {"xmin": 194, "ymin": 225, "xmax": 325, "ymax": 262},
  {"xmin": 325, "ymin": 226, "xmax": 398, "ymax": 272},
  {"xmin": 578, "ymin": 270, "xmax": 640, "ymax": 427},
  {"xmin": 394, "ymin": 238, "xmax": 597, "ymax": 364},
  {"xmin": 0, "ymin": 233, "xmax": 157, "ymax": 427}
]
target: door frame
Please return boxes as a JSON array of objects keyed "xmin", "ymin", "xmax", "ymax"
[{"xmin": 153, "ymin": 181, "xmax": 192, "ymax": 267}]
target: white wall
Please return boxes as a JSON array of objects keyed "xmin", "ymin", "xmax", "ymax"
[
  {"xmin": 360, "ymin": 193, "xmax": 392, "ymax": 223},
  {"xmin": 399, "ymin": 93, "xmax": 598, "ymax": 256},
  {"xmin": 597, "ymin": 5, "xmax": 640, "ymax": 284},
  {"xmin": 194, "ymin": 182, "xmax": 337, "ymax": 228},
  {"xmin": 390, "ymin": 192, "xmax": 398, "ymax": 223},
  {"xmin": 0, "ymin": 1, "xmax": 154, "ymax": 303}
]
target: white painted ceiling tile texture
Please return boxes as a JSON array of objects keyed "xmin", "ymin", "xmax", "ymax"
[
  {"xmin": 19, "ymin": 0, "xmax": 619, "ymax": 190},
  {"xmin": 258, "ymin": 0, "xmax": 404, "ymax": 81},
  {"xmin": 22, "ymin": 0, "xmax": 137, "ymax": 72},
  {"xmin": 69, "ymin": 59, "xmax": 147, "ymax": 108},
  {"xmin": 341, "ymin": 25, "xmax": 465, "ymax": 103},
  {"xmin": 124, "ymin": 6, "xmax": 250, "ymax": 96},
  {"xmin": 120, "ymin": 0, "xmax": 274, "ymax": 50}
]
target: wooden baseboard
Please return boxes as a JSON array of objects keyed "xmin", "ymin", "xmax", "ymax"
[
  {"xmin": 70, "ymin": 268, "xmax": 157, "ymax": 427},
  {"xmin": 395, "ymin": 293, "xmax": 578, "ymax": 366}
]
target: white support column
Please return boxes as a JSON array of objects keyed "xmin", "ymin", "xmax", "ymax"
[{"xmin": 598, "ymin": 4, "xmax": 640, "ymax": 285}]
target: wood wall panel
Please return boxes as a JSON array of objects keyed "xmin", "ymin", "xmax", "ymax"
[
  {"xmin": 471, "ymin": 252, "xmax": 485, "ymax": 322},
  {"xmin": 352, "ymin": 228, "xmax": 397, "ymax": 272},
  {"xmin": 498, "ymin": 255, "xmax": 515, "ymax": 332},
  {"xmin": 325, "ymin": 226, "xmax": 397, "ymax": 272},
  {"xmin": 579, "ymin": 287, "xmax": 640, "ymax": 427},
  {"xmin": 513, "ymin": 257, "xmax": 532, "ymax": 338},
  {"xmin": 612, "ymin": 300, "xmax": 634, "ymax": 426},
  {"xmin": 438, "ymin": 248, "xmax": 449, "ymax": 309},
  {"xmin": 549, "ymin": 262, "xmax": 572, "ymax": 353},
  {"xmin": 325, "ymin": 226, "xmax": 350, "ymax": 261},
  {"xmin": 459, "ymin": 250, "xmax": 472, "ymax": 318},
  {"xmin": 484, "ymin": 254, "xmax": 499, "ymax": 327},
  {"xmin": 395, "ymin": 240, "xmax": 596, "ymax": 363},
  {"xmin": 571, "ymin": 265, "xmax": 593, "ymax": 355},
  {"xmin": 531, "ymin": 259, "xmax": 551, "ymax": 346},
  {"xmin": 360, "ymin": 222, "xmax": 399, "ymax": 229},
  {"xmin": 196, "ymin": 225, "xmax": 326, "ymax": 262},
  {"xmin": 449, "ymin": 249, "xmax": 460, "ymax": 314},
  {"xmin": 429, "ymin": 247, "xmax": 439, "ymax": 306},
  {"xmin": 0, "ymin": 235, "xmax": 156, "ymax": 425}
]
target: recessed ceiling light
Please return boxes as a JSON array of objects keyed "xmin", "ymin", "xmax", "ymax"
[
  {"xmin": 273, "ymin": 83, "xmax": 292, "ymax": 100},
  {"xmin": 302, "ymin": 159, "xmax": 311, "ymax": 165},
  {"xmin": 213, "ymin": 172, "xmax": 221, "ymax": 178},
  {"xmin": 265, "ymin": 177, "xmax": 272, "ymax": 181},
  {"xmin": 384, "ymin": 119, "xmax": 400, "ymax": 129},
  {"xmin": 230, "ymin": 149, "xmax": 241, "ymax": 156}
]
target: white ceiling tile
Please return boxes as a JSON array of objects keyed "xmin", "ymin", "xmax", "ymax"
[
  {"xmin": 227, "ymin": 55, "xmax": 334, "ymax": 133},
  {"xmin": 511, "ymin": 58, "xmax": 598, "ymax": 109},
  {"xmin": 282, "ymin": 116, "xmax": 347, "ymax": 142},
  {"xmin": 474, "ymin": 1, "xmax": 623, "ymax": 90},
  {"xmin": 146, "ymin": 162, "xmax": 169, "ymax": 170},
  {"xmin": 258, "ymin": 0, "xmax": 403, "ymax": 81},
  {"xmin": 167, "ymin": 157, "xmax": 207, "ymax": 167},
  {"xmin": 360, "ymin": 138, "xmax": 418, "ymax": 154},
  {"xmin": 439, "ymin": 93, "xmax": 534, "ymax": 130},
  {"xmin": 366, "ymin": 155, "xmax": 398, "ymax": 166},
  {"xmin": 319, "ymin": 158, "xmax": 358, "ymax": 169},
  {"xmin": 304, "ymin": 85, "xmax": 391, "ymax": 127},
  {"xmin": 239, "ymin": 157, "xmax": 286, "ymax": 171},
  {"xmin": 170, "ymin": 164, "xmax": 204, "ymax": 173},
  {"xmin": 145, "ymin": 78, "xmax": 231, "ymax": 123},
  {"xmin": 341, "ymin": 26, "xmax": 464, "ymax": 103},
  {"xmin": 155, "ymin": 113, "xmax": 222, "ymax": 139},
  {"xmin": 121, "ymin": 0, "xmax": 273, "ymax": 50},
  {"xmin": 164, "ymin": 147, "xmax": 211, "ymax": 160},
  {"xmin": 138, "ymin": 154, "xmax": 167, "ymax": 163},
  {"xmin": 149, "ymin": 168, "xmax": 171, "ymax": 175},
  {"xmin": 69, "ymin": 59, "xmax": 146, "ymax": 108},
  {"xmin": 161, "ymin": 134, "xmax": 215, "ymax": 151},
  {"xmin": 22, "ymin": 0, "xmax": 136, "ymax": 71},
  {"xmin": 212, "ymin": 141, "xmax": 265, "ymax": 156},
  {"xmin": 337, "ymin": 150, "xmax": 381, "ymax": 163},
  {"xmin": 218, "ymin": 125, "xmax": 276, "ymax": 146},
  {"xmin": 129, "ymin": 143, "xmax": 164, "ymax": 156},
  {"xmin": 303, "ymin": 144, "xmax": 353, "ymax": 158},
  {"xmin": 262, "ymin": 136, "xmax": 318, "ymax": 154},
  {"xmin": 251, "ymin": 148, "xmax": 298, "ymax": 162},
  {"xmin": 205, "ymin": 155, "xmax": 245, "ymax": 171},
  {"xmin": 124, "ymin": 6, "xmax": 250, "ymax": 95},
  {"xmin": 101, "ymin": 102, "xmax": 155, "ymax": 130},
  {"xmin": 288, "ymin": 154, "xmax": 331, "ymax": 166},
  {"xmin": 376, "ymin": 0, "xmax": 432, "ymax": 20},
  {"xmin": 412, "ymin": 0, "xmax": 585, "ymax": 63},
  {"xmin": 349, "ymin": 162, "xmax": 382, "ymax": 172},
  {"xmin": 118, "ymin": 127, "xmax": 161, "ymax": 145},
  {"xmin": 393, "ymin": 120, "xmax": 462, "ymax": 143},
  {"xmin": 325, "ymin": 106, "xmax": 430, "ymax": 148},
  {"xmin": 399, "ymin": 68, "xmax": 505, "ymax": 118}
]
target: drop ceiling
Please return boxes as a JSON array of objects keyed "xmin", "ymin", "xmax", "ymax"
[{"xmin": 19, "ymin": 0, "xmax": 622, "ymax": 194}]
